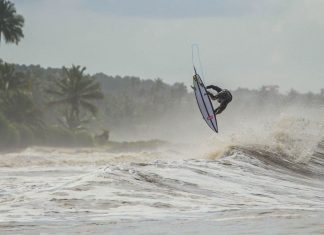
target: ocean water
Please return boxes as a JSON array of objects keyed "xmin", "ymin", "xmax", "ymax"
[{"xmin": 0, "ymin": 117, "xmax": 324, "ymax": 234}]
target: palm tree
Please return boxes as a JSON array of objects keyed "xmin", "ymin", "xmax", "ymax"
[
  {"xmin": 46, "ymin": 65, "xmax": 104, "ymax": 130},
  {"xmin": 0, "ymin": 0, "xmax": 24, "ymax": 45},
  {"xmin": 0, "ymin": 61, "xmax": 42, "ymax": 127},
  {"xmin": 0, "ymin": 61, "xmax": 29, "ymax": 95}
]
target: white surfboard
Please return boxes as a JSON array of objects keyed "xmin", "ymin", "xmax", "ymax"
[{"xmin": 193, "ymin": 68, "xmax": 218, "ymax": 133}]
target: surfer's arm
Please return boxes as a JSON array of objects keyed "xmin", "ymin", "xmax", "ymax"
[
  {"xmin": 207, "ymin": 91, "xmax": 217, "ymax": 100},
  {"xmin": 206, "ymin": 85, "xmax": 222, "ymax": 93}
]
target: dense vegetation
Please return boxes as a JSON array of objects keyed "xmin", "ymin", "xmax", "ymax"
[
  {"xmin": 1, "ymin": 60, "xmax": 323, "ymax": 149},
  {"xmin": 0, "ymin": 58, "xmax": 192, "ymax": 149}
]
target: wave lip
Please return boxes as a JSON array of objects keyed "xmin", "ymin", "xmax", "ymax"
[{"xmin": 224, "ymin": 145, "xmax": 324, "ymax": 178}]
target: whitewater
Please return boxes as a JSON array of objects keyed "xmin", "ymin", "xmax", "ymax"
[{"xmin": 0, "ymin": 112, "xmax": 324, "ymax": 234}]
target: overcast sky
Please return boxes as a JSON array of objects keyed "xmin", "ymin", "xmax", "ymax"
[{"xmin": 1, "ymin": 0, "xmax": 324, "ymax": 92}]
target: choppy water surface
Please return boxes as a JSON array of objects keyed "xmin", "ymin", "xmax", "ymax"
[{"xmin": 0, "ymin": 137, "xmax": 323, "ymax": 235}]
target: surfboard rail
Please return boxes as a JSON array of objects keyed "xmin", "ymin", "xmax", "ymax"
[{"xmin": 192, "ymin": 71, "xmax": 218, "ymax": 133}]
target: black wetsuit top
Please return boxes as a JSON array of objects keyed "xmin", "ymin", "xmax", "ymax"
[{"xmin": 206, "ymin": 85, "xmax": 232, "ymax": 115}]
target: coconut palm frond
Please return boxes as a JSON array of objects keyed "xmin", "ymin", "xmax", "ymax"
[
  {"xmin": 0, "ymin": 0, "xmax": 24, "ymax": 45},
  {"xmin": 80, "ymin": 100, "xmax": 98, "ymax": 116},
  {"xmin": 46, "ymin": 65, "xmax": 104, "ymax": 130}
]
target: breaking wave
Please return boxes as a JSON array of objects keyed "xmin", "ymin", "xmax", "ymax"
[{"xmin": 0, "ymin": 113, "xmax": 323, "ymax": 234}]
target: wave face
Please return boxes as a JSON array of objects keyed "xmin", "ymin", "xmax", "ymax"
[
  {"xmin": 0, "ymin": 113, "xmax": 324, "ymax": 234},
  {"xmin": 0, "ymin": 138, "xmax": 324, "ymax": 234}
]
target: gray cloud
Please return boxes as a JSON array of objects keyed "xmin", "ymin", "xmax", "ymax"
[{"xmin": 81, "ymin": 0, "xmax": 292, "ymax": 18}]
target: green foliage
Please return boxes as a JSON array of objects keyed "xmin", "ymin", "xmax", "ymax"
[
  {"xmin": 0, "ymin": 112, "xmax": 19, "ymax": 149},
  {"xmin": 0, "ymin": 61, "xmax": 30, "ymax": 93},
  {"xmin": 74, "ymin": 131, "xmax": 94, "ymax": 147},
  {"xmin": 15, "ymin": 124, "xmax": 34, "ymax": 147},
  {"xmin": 0, "ymin": 0, "xmax": 24, "ymax": 45},
  {"xmin": 94, "ymin": 129, "xmax": 109, "ymax": 145},
  {"xmin": 46, "ymin": 65, "xmax": 104, "ymax": 130},
  {"xmin": 40, "ymin": 127, "xmax": 94, "ymax": 147},
  {"xmin": 94, "ymin": 73, "xmax": 190, "ymax": 129},
  {"xmin": 2, "ymin": 92, "xmax": 43, "ymax": 127},
  {"xmin": 0, "ymin": 62, "xmax": 322, "ymax": 152},
  {"xmin": 0, "ymin": 61, "xmax": 43, "ymax": 128},
  {"xmin": 45, "ymin": 126, "xmax": 75, "ymax": 147}
]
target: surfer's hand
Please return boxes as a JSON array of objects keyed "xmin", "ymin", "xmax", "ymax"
[{"xmin": 207, "ymin": 91, "xmax": 216, "ymax": 100}]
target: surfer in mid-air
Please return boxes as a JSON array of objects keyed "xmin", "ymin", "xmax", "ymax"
[{"xmin": 206, "ymin": 85, "xmax": 232, "ymax": 115}]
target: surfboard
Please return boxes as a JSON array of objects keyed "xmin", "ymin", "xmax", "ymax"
[{"xmin": 193, "ymin": 68, "xmax": 218, "ymax": 133}]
